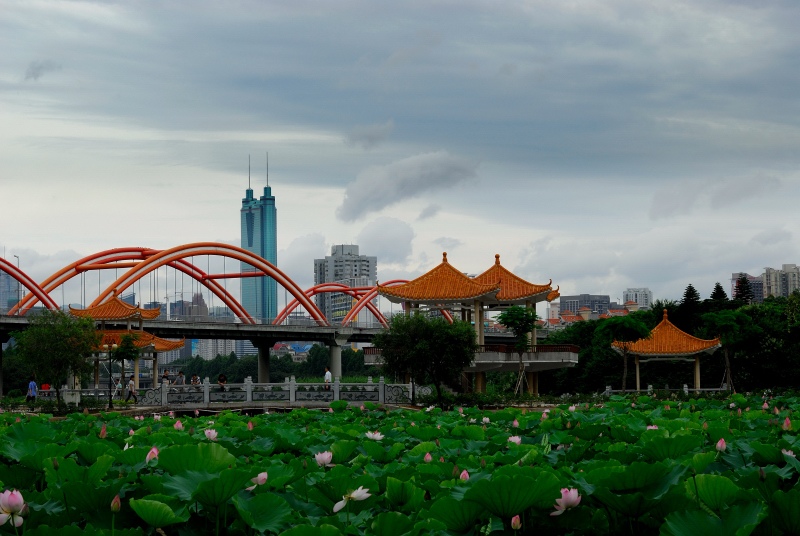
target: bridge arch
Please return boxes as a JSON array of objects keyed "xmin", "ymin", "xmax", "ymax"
[
  {"xmin": 274, "ymin": 282, "xmax": 386, "ymax": 327},
  {"xmin": 0, "ymin": 257, "xmax": 59, "ymax": 311},
  {"xmin": 91, "ymin": 242, "xmax": 329, "ymax": 325},
  {"xmin": 9, "ymin": 247, "xmax": 252, "ymax": 322},
  {"xmin": 341, "ymin": 280, "xmax": 454, "ymax": 325}
]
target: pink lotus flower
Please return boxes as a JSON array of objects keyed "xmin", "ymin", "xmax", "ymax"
[
  {"xmin": 174, "ymin": 420, "xmax": 183, "ymax": 431},
  {"xmin": 246, "ymin": 471, "xmax": 268, "ymax": 491},
  {"xmin": 716, "ymin": 438, "xmax": 727, "ymax": 452},
  {"xmin": 703, "ymin": 421, "xmax": 708, "ymax": 430},
  {"xmin": 482, "ymin": 417, "xmax": 490, "ymax": 424},
  {"xmin": 146, "ymin": 446, "xmax": 159, "ymax": 463},
  {"xmin": 512, "ymin": 419, "xmax": 519, "ymax": 428},
  {"xmin": 647, "ymin": 425, "xmax": 658, "ymax": 430},
  {"xmin": 511, "ymin": 514, "xmax": 521, "ymax": 530},
  {"xmin": 0, "ymin": 489, "xmax": 25, "ymax": 527},
  {"xmin": 110, "ymin": 494, "xmax": 121, "ymax": 513},
  {"xmin": 508, "ymin": 436, "xmax": 522, "ymax": 445},
  {"xmin": 424, "ymin": 453, "xmax": 432, "ymax": 463},
  {"xmin": 541, "ymin": 412, "xmax": 548, "ymax": 421},
  {"xmin": 315, "ymin": 451, "xmax": 333, "ymax": 467},
  {"xmin": 329, "ymin": 408, "xmax": 334, "ymax": 413},
  {"xmin": 459, "ymin": 470, "xmax": 469, "ymax": 481},
  {"xmin": 664, "ymin": 405, "xmax": 670, "ymax": 411},
  {"xmin": 204, "ymin": 429, "xmax": 218, "ymax": 441},
  {"xmin": 169, "ymin": 411, "xmax": 175, "ymax": 418},
  {"xmin": 568, "ymin": 405, "xmax": 576, "ymax": 412},
  {"xmin": 194, "ymin": 409, "xmax": 200, "ymax": 417},
  {"xmin": 359, "ymin": 405, "xmax": 365, "ymax": 411},
  {"xmin": 783, "ymin": 449, "xmax": 796, "ymax": 458},
  {"xmin": 457, "ymin": 407, "xmax": 463, "ymax": 414},
  {"xmin": 154, "ymin": 414, "xmax": 161, "ymax": 421},
  {"xmin": 99, "ymin": 423, "xmax": 107, "ymax": 439},
  {"xmin": 247, "ymin": 421, "xmax": 254, "ymax": 431},
  {"xmin": 737, "ymin": 409, "xmax": 742, "ymax": 417},
  {"xmin": 784, "ymin": 417, "xmax": 792, "ymax": 431},
  {"xmin": 775, "ymin": 407, "xmax": 781, "ymax": 415},
  {"xmin": 439, "ymin": 456, "xmax": 445, "ymax": 463},
  {"xmin": 128, "ymin": 429, "xmax": 135, "ymax": 436},
  {"xmin": 550, "ymin": 488, "xmax": 581, "ymax": 516},
  {"xmin": 763, "ymin": 402, "xmax": 769, "ymax": 410},
  {"xmin": 333, "ymin": 486, "xmax": 371, "ymax": 513},
  {"xmin": 365, "ymin": 431, "xmax": 383, "ymax": 440},
  {"xmin": 411, "ymin": 422, "xmax": 416, "ymax": 427}
]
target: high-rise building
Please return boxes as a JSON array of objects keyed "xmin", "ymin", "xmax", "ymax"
[
  {"xmin": 0, "ymin": 270, "xmax": 16, "ymax": 314},
  {"xmin": 623, "ymin": 288, "xmax": 653, "ymax": 310},
  {"xmin": 313, "ymin": 245, "xmax": 378, "ymax": 325},
  {"xmin": 763, "ymin": 264, "xmax": 800, "ymax": 298},
  {"xmin": 240, "ymin": 180, "xmax": 278, "ymax": 322},
  {"xmin": 730, "ymin": 272, "xmax": 765, "ymax": 303},
  {"xmin": 558, "ymin": 294, "xmax": 611, "ymax": 315}
]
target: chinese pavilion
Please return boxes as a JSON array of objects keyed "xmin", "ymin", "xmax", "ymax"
[
  {"xmin": 612, "ymin": 310, "xmax": 721, "ymax": 392},
  {"xmin": 377, "ymin": 253, "xmax": 562, "ymax": 393},
  {"xmin": 70, "ymin": 294, "xmax": 184, "ymax": 389}
]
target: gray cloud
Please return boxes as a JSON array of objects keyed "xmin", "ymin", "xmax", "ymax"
[
  {"xmin": 277, "ymin": 233, "xmax": 327, "ymax": 291},
  {"xmin": 356, "ymin": 217, "xmax": 414, "ymax": 265},
  {"xmin": 417, "ymin": 204, "xmax": 441, "ymax": 220},
  {"xmin": 345, "ymin": 120, "xmax": 394, "ymax": 150},
  {"xmin": 433, "ymin": 237, "xmax": 463, "ymax": 251},
  {"xmin": 336, "ymin": 151, "xmax": 479, "ymax": 221},
  {"xmin": 750, "ymin": 228, "xmax": 792, "ymax": 247},
  {"xmin": 24, "ymin": 60, "xmax": 61, "ymax": 81},
  {"xmin": 650, "ymin": 175, "xmax": 784, "ymax": 219},
  {"xmin": 710, "ymin": 175, "xmax": 782, "ymax": 209}
]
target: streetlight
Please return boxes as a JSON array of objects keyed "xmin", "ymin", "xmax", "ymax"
[
  {"xmin": 12, "ymin": 255, "xmax": 20, "ymax": 315},
  {"xmin": 103, "ymin": 343, "xmax": 118, "ymax": 410}
]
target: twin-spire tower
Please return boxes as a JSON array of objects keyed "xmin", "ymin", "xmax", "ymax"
[{"xmin": 240, "ymin": 154, "xmax": 277, "ymax": 321}]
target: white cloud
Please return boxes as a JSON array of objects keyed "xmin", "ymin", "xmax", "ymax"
[
  {"xmin": 417, "ymin": 204, "xmax": 441, "ymax": 220},
  {"xmin": 336, "ymin": 151, "xmax": 479, "ymax": 221},
  {"xmin": 433, "ymin": 237, "xmax": 463, "ymax": 251},
  {"xmin": 356, "ymin": 217, "xmax": 414, "ymax": 265},
  {"xmin": 344, "ymin": 120, "xmax": 394, "ymax": 150}
]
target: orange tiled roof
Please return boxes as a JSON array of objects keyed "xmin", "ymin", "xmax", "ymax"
[
  {"xmin": 378, "ymin": 253, "xmax": 500, "ymax": 303},
  {"xmin": 547, "ymin": 287, "xmax": 560, "ymax": 302},
  {"xmin": 578, "ymin": 306, "xmax": 591, "ymax": 311},
  {"xmin": 97, "ymin": 330, "xmax": 185, "ymax": 352},
  {"xmin": 561, "ymin": 315, "xmax": 583, "ymax": 323},
  {"xmin": 547, "ymin": 318, "xmax": 562, "ymax": 325},
  {"xmin": 561, "ymin": 310, "xmax": 575, "ymax": 316},
  {"xmin": 612, "ymin": 310, "xmax": 720, "ymax": 357},
  {"xmin": 70, "ymin": 295, "xmax": 161, "ymax": 321},
  {"xmin": 473, "ymin": 254, "xmax": 553, "ymax": 303}
]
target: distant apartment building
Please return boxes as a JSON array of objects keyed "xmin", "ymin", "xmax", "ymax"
[
  {"xmin": 763, "ymin": 264, "xmax": 800, "ymax": 298},
  {"xmin": 730, "ymin": 272, "xmax": 765, "ymax": 303},
  {"xmin": 623, "ymin": 288, "xmax": 652, "ymax": 310},
  {"xmin": 558, "ymin": 294, "xmax": 611, "ymax": 315},
  {"xmin": 313, "ymin": 245, "xmax": 378, "ymax": 325},
  {"xmin": 0, "ymin": 270, "xmax": 16, "ymax": 313}
]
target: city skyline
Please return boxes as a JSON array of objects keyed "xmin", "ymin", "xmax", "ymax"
[{"xmin": 2, "ymin": 1, "xmax": 799, "ymax": 311}]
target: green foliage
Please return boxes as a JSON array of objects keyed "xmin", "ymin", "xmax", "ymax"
[{"xmin": 496, "ymin": 306, "xmax": 538, "ymax": 354}]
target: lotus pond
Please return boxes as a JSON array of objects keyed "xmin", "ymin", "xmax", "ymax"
[{"xmin": 2, "ymin": 393, "xmax": 800, "ymax": 535}]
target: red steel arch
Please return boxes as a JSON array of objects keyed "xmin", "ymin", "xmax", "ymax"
[
  {"xmin": 9, "ymin": 247, "xmax": 253, "ymax": 322},
  {"xmin": 341, "ymin": 280, "xmax": 454, "ymax": 325},
  {"xmin": 91, "ymin": 242, "xmax": 329, "ymax": 325},
  {"xmin": 0, "ymin": 257, "xmax": 59, "ymax": 311},
  {"xmin": 274, "ymin": 283, "xmax": 386, "ymax": 327}
]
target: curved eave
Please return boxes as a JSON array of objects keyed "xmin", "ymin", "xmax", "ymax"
[
  {"xmin": 378, "ymin": 288, "xmax": 500, "ymax": 305},
  {"xmin": 70, "ymin": 296, "xmax": 161, "ymax": 321},
  {"xmin": 97, "ymin": 330, "xmax": 185, "ymax": 353},
  {"xmin": 612, "ymin": 344, "xmax": 721, "ymax": 358}
]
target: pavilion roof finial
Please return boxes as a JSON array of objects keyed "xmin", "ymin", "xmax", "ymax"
[
  {"xmin": 663, "ymin": 309, "xmax": 669, "ymax": 320},
  {"xmin": 495, "ymin": 254, "xmax": 500, "ymax": 265},
  {"xmin": 442, "ymin": 252, "xmax": 448, "ymax": 263}
]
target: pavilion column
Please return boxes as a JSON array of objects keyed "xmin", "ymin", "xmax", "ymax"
[
  {"xmin": 153, "ymin": 352, "xmax": 159, "ymax": 388},
  {"xmin": 404, "ymin": 301, "xmax": 411, "ymax": 317},
  {"xmin": 694, "ymin": 357, "xmax": 701, "ymax": 393},
  {"xmin": 526, "ymin": 300, "xmax": 535, "ymax": 350},
  {"xmin": 475, "ymin": 371, "xmax": 486, "ymax": 393},
  {"xmin": 134, "ymin": 358, "xmax": 140, "ymax": 390},
  {"xmin": 635, "ymin": 356, "xmax": 641, "ymax": 392},
  {"xmin": 94, "ymin": 358, "xmax": 100, "ymax": 389},
  {"xmin": 527, "ymin": 371, "xmax": 538, "ymax": 395},
  {"xmin": 473, "ymin": 300, "xmax": 485, "ymax": 345}
]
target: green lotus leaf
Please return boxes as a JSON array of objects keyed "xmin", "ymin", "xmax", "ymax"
[
  {"xmin": 193, "ymin": 468, "xmax": 252, "ymax": 508},
  {"xmin": 129, "ymin": 498, "xmax": 190, "ymax": 528},
  {"xmin": 158, "ymin": 442, "xmax": 237, "ymax": 474},
  {"xmin": 360, "ymin": 441, "xmax": 404, "ymax": 464},
  {"xmin": 113, "ymin": 446, "xmax": 151, "ymax": 468},
  {"xmin": 749, "ymin": 442, "xmax": 782, "ymax": 465},
  {"xmin": 331, "ymin": 440, "xmax": 358, "ymax": 463},
  {"xmin": 279, "ymin": 523, "xmax": 343, "ymax": 536},
  {"xmin": 408, "ymin": 441, "xmax": 437, "ymax": 457},
  {"xmin": 386, "ymin": 477, "xmax": 425, "ymax": 512},
  {"xmin": 689, "ymin": 452, "xmax": 717, "ymax": 473},
  {"xmin": 370, "ymin": 512, "xmax": 415, "ymax": 536},
  {"xmin": 428, "ymin": 496, "xmax": 483, "ymax": 532},
  {"xmin": 452, "ymin": 426, "xmax": 486, "ymax": 441},
  {"xmin": 641, "ymin": 435, "xmax": 703, "ymax": 462},
  {"xmin": 0, "ymin": 422, "xmax": 57, "ymax": 461},
  {"xmin": 406, "ymin": 426, "xmax": 440, "ymax": 441},
  {"xmin": 771, "ymin": 488, "xmax": 800, "ymax": 535},
  {"xmin": 661, "ymin": 501, "xmax": 762, "ymax": 536},
  {"xmin": 19, "ymin": 443, "xmax": 76, "ymax": 472},
  {"xmin": 77, "ymin": 441, "xmax": 116, "ymax": 465},
  {"xmin": 264, "ymin": 463, "xmax": 296, "ymax": 490},
  {"xmin": 162, "ymin": 470, "xmax": 219, "ymax": 501},
  {"xmin": 464, "ymin": 473, "xmax": 560, "ymax": 518},
  {"xmin": 233, "ymin": 492, "xmax": 292, "ymax": 533},
  {"xmin": 684, "ymin": 475, "xmax": 740, "ymax": 512}
]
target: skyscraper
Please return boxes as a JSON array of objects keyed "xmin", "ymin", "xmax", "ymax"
[
  {"xmin": 314, "ymin": 245, "xmax": 377, "ymax": 325},
  {"xmin": 240, "ymin": 172, "xmax": 278, "ymax": 322}
]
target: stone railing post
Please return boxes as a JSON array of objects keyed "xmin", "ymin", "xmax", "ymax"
[
  {"xmin": 366, "ymin": 376, "xmax": 374, "ymax": 392},
  {"xmin": 204, "ymin": 377, "xmax": 211, "ymax": 405},
  {"xmin": 290, "ymin": 375, "xmax": 296, "ymax": 403},
  {"xmin": 245, "ymin": 376, "xmax": 253, "ymax": 403},
  {"xmin": 683, "ymin": 384, "xmax": 689, "ymax": 395},
  {"xmin": 333, "ymin": 377, "xmax": 340, "ymax": 401},
  {"xmin": 161, "ymin": 381, "xmax": 168, "ymax": 406},
  {"xmin": 379, "ymin": 376, "xmax": 385, "ymax": 404},
  {"xmin": 647, "ymin": 385, "xmax": 653, "ymax": 395},
  {"xmin": 605, "ymin": 385, "xmax": 611, "ymax": 396}
]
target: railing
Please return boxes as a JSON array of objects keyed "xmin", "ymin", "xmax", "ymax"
[
  {"xmin": 56, "ymin": 376, "xmax": 428, "ymax": 407},
  {"xmin": 603, "ymin": 384, "xmax": 731, "ymax": 396},
  {"xmin": 365, "ymin": 344, "xmax": 580, "ymax": 355}
]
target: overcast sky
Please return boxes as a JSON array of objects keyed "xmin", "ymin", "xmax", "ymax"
[{"xmin": 2, "ymin": 0, "xmax": 799, "ymax": 316}]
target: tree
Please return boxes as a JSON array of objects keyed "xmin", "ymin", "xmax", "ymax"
[
  {"xmin": 496, "ymin": 306, "xmax": 539, "ymax": 394},
  {"xmin": 700, "ymin": 310, "xmax": 748, "ymax": 391},
  {"xmin": 675, "ymin": 284, "xmax": 702, "ymax": 334},
  {"xmin": 11, "ymin": 310, "xmax": 100, "ymax": 405},
  {"xmin": 710, "ymin": 282, "xmax": 729, "ymax": 302},
  {"xmin": 594, "ymin": 316, "xmax": 650, "ymax": 393},
  {"xmin": 372, "ymin": 314, "xmax": 477, "ymax": 408},
  {"xmin": 734, "ymin": 274, "xmax": 755, "ymax": 304}
]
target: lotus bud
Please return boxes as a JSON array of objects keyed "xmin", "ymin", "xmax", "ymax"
[
  {"xmin": 439, "ymin": 456, "xmax": 444, "ymax": 463},
  {"xmin": 512, "ymin": 419, "xmax": 519, "ymax": 428},
  {"xmin": 759, "ymin": 467, "xmax": 766, "ymax": 481},
  {"xmin": 110, "ymin": 494, "xmax": 121, "ymax": 513},
  {"xmin": 99, "ymin": 423, "xmax": 107, "ymax": 439},
  {"xmin": 459, "ymin": 469, "xmax": 469, "ymax": 481},
  {"xmin": 481, "ymin": 458, "xmax": 486, "ymax": 468},
  {"xmin": 716, "ymin": 438, "xmax": 726, "ymax": 452},
  {"xmin": 247, "ymin": 421, "xmax": 254, "ymax": 431},
  {"xmin": 129, "ymin": 429, "xmax": 134, "ymax": 436},
  {"xmin": 452, "ymin": 465, "xmax": 460, "ymax": 478},
  {"xmin": 174, "ymin": 420, "xmax": 183, "ymax": 431},
  {"xmin": 424, "ymin": 453, "xmax": 432, "ymax": 463},
  {"xmin": 511, "ymin": 515, "xmax": 521, "ymax": 530},
  {"xmin": 146, "ymin": 446, "xmax": 159, "ymax": 463},
  {"xmin": 194, "ymin": 409, "xmax": 199, "ymax": 417},
  {"xmin": 703, "ymin": 421, "xmax": 708, "ymax": 430},
  {"xmin": 784, "ymin": 417, "xmax": 792, "ymax": 431}
]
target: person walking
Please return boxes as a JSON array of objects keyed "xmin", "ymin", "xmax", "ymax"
[
  {"xmin": 324, "ymin": 367, "xmax": 332, "ymax": 391},
  {"xmin": 125, "ymin": 375, "xmax": 138, "ymax": 404},
  {"xmin": 26, "ymin": 377, "xmax": 38, "ymax": 404},
  {"xmin": 174, "ymin": 371, "xmax": 185, "ymax": 386}
]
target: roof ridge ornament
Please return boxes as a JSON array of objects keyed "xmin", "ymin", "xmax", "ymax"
[
  {"xmin": 442, "ymin": 252, "xmax": 448, "ymax": 263},
  {"xmin": 495, "ymin": 254, "xmax": 500, "ymax": 265},
  {"xmin": 663, "ymin": 308, "xmax": 669, "ymax": 320}
]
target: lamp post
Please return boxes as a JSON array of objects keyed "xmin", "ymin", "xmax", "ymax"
[
  {"xmin": 12, "ymin": 255, "xmax": 20, "ymax": 315},
  {"xmin": 103, "ymin": 343, "xmax": 118, "ymax": 410}
]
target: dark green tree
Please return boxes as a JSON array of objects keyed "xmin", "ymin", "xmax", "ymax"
[
  {"xmin": 675, "ymin": 284, "xmax": 702, "ymax": 333},
  {"xmin": 372, "ymin": 314, "xmax": 477, "ymax": 408},
  {"xmin": 733, "ymin": 273, "xmax": 755, "ymax": 304},
  {"xmin": 710, "ymin": 282, "xmax": 729, "ymax": 302},
  {"xmin": 700, "ymin": 310, "xmax": 748, "ymax": 391},
  {"xmin": 496, "ymin": 306, "xmax": 538, "ymax": 393},
  {"xmin": 594, "ymin": 315, "xmax": 650, "ymax": 393},
  {"xmin": 11, "ymin": 310, "xmax": 100, "ymax": 405},
  {"xmin": 704, "ymin": 282, "xmax": 731, "ymax": 313}
]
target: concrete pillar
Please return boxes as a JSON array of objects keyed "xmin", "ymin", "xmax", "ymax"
[
  {"xmin": 133, "ymin": 358, "xmax": 140, "ymax": 390},
  {"xmin": 473, "ymin": 301, "xmax": 485, "ymax": 345},
  {"xmin": 475, "ymin": 371, "xmax": 486, "ymax": 393},
  {"xmin": 635, "ymin": 356, "xmax": 641, "ymax": 392},
  {"xmin": 694, "ymin": 357, "xmax": 701, "ymax": 393},
  {"xmin": 526, "ymin": 371, "xmax": 538, "ymax": 395},
  {"xmin": 258, "ymin": 344, "xmax": 270, "ymax": 383},
  {"xmin": 330, "ymin": 344, "xmax": 342, "ymax": 380},
  {"xmin": 94, "ymin": 358, "xmax": 100, "ymax": 389}
]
